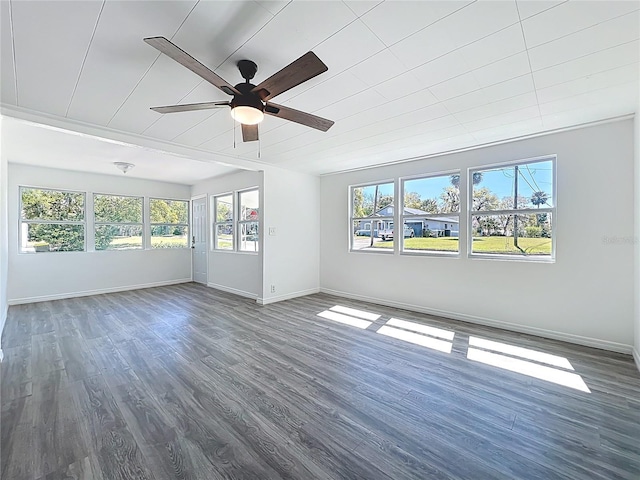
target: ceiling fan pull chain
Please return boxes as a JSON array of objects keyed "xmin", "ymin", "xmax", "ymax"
[
  {"xmin": 258, "ymin": 126, "xmax": 261, "ymax": 159},
  {"xmin": 233, "ymin": 120, "xmax": 237, "ymax": 149}
]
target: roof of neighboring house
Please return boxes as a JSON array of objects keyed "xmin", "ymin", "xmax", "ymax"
[{"xmin": 374, "ymin": 204, "xmax": 459, "ymax": 224}]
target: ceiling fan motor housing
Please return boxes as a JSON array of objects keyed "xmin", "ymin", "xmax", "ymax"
[{"xmin": 230, "ymin": 82, "xmax": 264, "ymax": 111}]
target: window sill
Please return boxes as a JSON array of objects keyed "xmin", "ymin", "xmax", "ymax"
[{"xmin": 469, "ymin": 253, "xmax": 555, "ymax": 263}]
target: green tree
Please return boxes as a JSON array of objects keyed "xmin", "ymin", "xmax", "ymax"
[
  {"xmin": 404, "ymin": 191, "xmax": 422, "ymax": 209},
  {"xmin": 419, "ymin": 198, "xmax": 439, "ymax": 213},
  {"xmin": 530, "ymin": 190, "xmax": 549, "ymax": 209},
  {"xmin": 21, "ymin": 189, "xmax": 85, "ymax": 251},
  {"xmin": 450, "ymin": 172, "xmax": 483, "ymax": 188},
  {"xmin": 439, "ymin": 186, "xmax": 460, "ymax": 213}
]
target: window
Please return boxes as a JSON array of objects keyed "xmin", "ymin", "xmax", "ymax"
[
  {"xmin": 150, "ymin": 198, "xmax": 189, "ymax": 249},
  {"xmin": 213, "ymin": 194, "xmax": 234, "ymax": 250},
  {"xmin": 94, "ymin": 194, "xmax": 143, "ymax": 250},
  {"xmin": 350, "ymin": 181, "xmax": 394, "ymax": 252},
  {"xmin": 401, "ymin": 173, "xmax": 460, "ymax": 254},
  {"xmin": 469, "ymin": 157, "xmax": 554, "ymax": 259},
  {"xmin": 238, "ymin": 189, "xmax": 259, "ymax": 252},
  {"xmin": 20, "ymin": 187, "xmax": 85, "ymax": 253},
  {"xmin": 212, "ymin": 189, "xmax": 259, "ymax": 252}
]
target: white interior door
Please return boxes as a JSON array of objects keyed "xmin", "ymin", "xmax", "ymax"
[{"xmin": 192, "ymin": 197, "xmax": 207, "ymax": 284}]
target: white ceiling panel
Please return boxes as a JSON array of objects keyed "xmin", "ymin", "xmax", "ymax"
[
  {"xmin": 255, "ymin": 0, "xmax": 290, "ymax": 16},
  {"xmin": 11, "ymin": 1, "xmax": 103, "ymax": 116},
  {"xmin": 456, "ymin": 92, "xmax": 538, "ymax": 124},
  {"xmin": 343, "ymin": 1, "xmax": 382, "ymax": 18},
  {"xmin": 536, "ymin": 63, "xmax": 639, "ymax": 104},
  {"xmin": 373, "ymin": 70, "xmax": 425, "ymax": 102},
  {"xmin": 349, "ymin": 49, "xmax": 413, "ymax": 88},
  {"xmin": 429, "ymin": 72, "xmax": 483, "ymax": 101},
  {"xmin": 522, "ymin": 0, "xmax": 639, "ymax": 48},
  {"xmin": 107, "ymin": 55, "xmax": 205, "ymax": 134},
  {"xmin": 0, "ymin": 0, "xmax": 16, "ymax": 105},
  {"xmin": 471, "ymin": 117, "xmax": 543, "ymax": 142},
  {"xmin": 2, "ymin": 118, "xmax": 239, "ymax": 185},
  {"xmin": 141, "ymin": 82, "xmax": 224, "ymax": 140},
  {"xmin": 172, "ymin": 110, "xmax": 233, "ymax": 146},
  {"xmin": 2, "ymin": 0, "xmax": 638, "ymax": 179},
  {"xmin": 66, "ymin": 1, "xmax": 197, "ymax": 126},
  {"xmin": 312, "ymin": 19, "xmax": 386, "ymax": 76},
  {"xmin": 360, "ymin": 1, "xmax": 472, "ymax": 46},
  {"xmin": 533, "ymin": 40, "xmax": 640, "ymax": 89},
  {"xmin": 213, "ymin": 1, "xmax": 356, "ymax": 87},
  {"xmin": 539, "ymin": 82, "xmax": 638, "ymax": 116},
  {"xmin": 528, "ymin": 11, "xmax": 640, "ymax": 71},
  {"xmin": 390, "ymin": 0, "xmax": 520, "ymax": 70},
  {"xmin": 410, "ymin": 49, "xmax": 474, "ymax": 89},
  {"xmin": 515, "ymin": 0, "xmax": 565, "ymax": 20},
  {"xmin": 457, "ymin": 24, "xmax": 526, "ymax": 71},
  {"xmin": 472, "ymin": 52, "xmax": 531, "ymax": 88}
]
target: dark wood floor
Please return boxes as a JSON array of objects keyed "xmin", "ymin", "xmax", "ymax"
[{"xmin": 1, "ymin": 283, "xmax": 639, "ymax": 480}]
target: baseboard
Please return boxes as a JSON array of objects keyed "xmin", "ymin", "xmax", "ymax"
[
  {"xmin": 258, "ymin": 288, "xmax": 320, "ymax": 305},
  {"xmin": 320, "ymin": 288, "xmax": 634, "ymax": 355},
  {"xmin": 633, "ymin": 347, "xmax": 640, "ymax": 373},
  {"xmin": 208, "ymin": 283, "xmax": 258, "ymax": 300},
  {"xmin": 8, "ymin": 278, "xmax": 192, "ymax": 305}
]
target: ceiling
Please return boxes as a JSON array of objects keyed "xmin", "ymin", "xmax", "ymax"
[
  {"xmin": 1, "ymin": 117, "xmax": 240, "ymax": 184},
  {"xmin": 1, "ymin": 0, "xmax": 638, "ymax": 180}
]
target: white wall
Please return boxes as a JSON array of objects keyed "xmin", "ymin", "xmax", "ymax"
[
  {"xmin": 634, "ymin": 110, "xmax": 640, "ymax": 368},
  {"xmin": 191, "ymin": 170, "xmax": 264, "ymax": 299},
  {"xmin": 321, "ymin": 120, "xmax": 635, "ymax": 353},
  {"xmin": 261, "ymin": 167, "xmax": 320, "ymax": 304},
  {"xmin": 0, "ymin": 132, "xmax": 8, "ymax": 357},
  {"xmin": 8, "ymin": 164, "xmax": 192, "ymax": 303}
]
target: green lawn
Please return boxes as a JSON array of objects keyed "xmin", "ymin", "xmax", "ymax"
[
  {"xmin": 371, "ymin": 236, "xmax": 551, "ymax": 255},
  {"xmin": 106, "ymin": 235, "xmax": 187, "ymax": 249}
]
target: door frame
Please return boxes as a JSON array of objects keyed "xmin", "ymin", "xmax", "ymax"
[{"xmin": 191, "ymin": 194, "xmax": 208, "ymax": 284}]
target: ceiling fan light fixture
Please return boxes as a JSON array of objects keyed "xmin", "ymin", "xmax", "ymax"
[
  {"xmin": 230, "ymin": 105, "xmax": 264, "ymax": 125},
  {"xmin": 114, "ymin": 161, "xmax": 135, "ymax": 174}
]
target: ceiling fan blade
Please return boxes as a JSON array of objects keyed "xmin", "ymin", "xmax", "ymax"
[
  {"xmin": 150, "ymin": 101, "xmax": 229, "ymax": 114},
  {"xmin": 242, "ymin": 124, "xmax": 259, "ymax": 142},
  {"xmin": 251, "ymin": 51, "xmax": 328, "ymax": 101},
  {"xmin": 144, "ymin": 36, "xmax": 240, "ymax": 96},
  {"xmin": 265, "ymin": 102, "xmax": 334, "ymax": 132}
]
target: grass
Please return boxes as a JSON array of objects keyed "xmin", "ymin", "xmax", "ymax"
[
  {"xmin": 106, "ymin": 235, "xmax": 188, "ymax": 249},
  {"xmin": 369, "ymin": 236, "xmax": 551, "ymax": 255}
]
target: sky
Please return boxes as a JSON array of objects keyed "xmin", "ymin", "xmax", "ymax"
[{"xmin": 359, "ymin": 159, "xmax": 554, "ymax": 208}]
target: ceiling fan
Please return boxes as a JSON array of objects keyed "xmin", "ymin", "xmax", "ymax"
[{"xmin": 143, "ymin": 37, "xmax": 334, "ymax": 142}]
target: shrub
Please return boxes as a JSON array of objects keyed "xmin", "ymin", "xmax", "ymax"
[{"xmin": 525, "ymin": 226, "xmax": 543, "ymax": 238}]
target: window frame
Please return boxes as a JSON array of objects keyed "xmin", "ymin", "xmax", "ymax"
[
  {"xmin": 237, "ymin": 188, "xmax": 260, "ymax": 253},
  {"xmin": 349, "ymin": 179, "xmax": 395, "ymax": 254},
  {"xmin": 149, "ymin": 197, "xmax": 190, "ymax": 249},
  {"xmin": 467, "ymin": 155, "xmax": 556, "ymax": 262},
  {"xmin": 93, "ymin": 193, "xmax": 145, "ymax": 251},
  {"xmin": 212, "ymin": 192, "xmax": 235, "ymax": 251},
  {"xmin": 400, "ymin": 170, "xmax": 461, "ymax": 257},
  {"xmin": 19, "ymin": 186, "xmax": 87, "ymax": 254}
]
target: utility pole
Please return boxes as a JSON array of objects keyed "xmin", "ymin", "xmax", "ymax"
[
  {"xmin": 513, "ymin": 165, "xmax": 519, "ymax": 249},
  {"xmin": 370, "ymin": 185, "xmax": 379, "ymax": 247}
]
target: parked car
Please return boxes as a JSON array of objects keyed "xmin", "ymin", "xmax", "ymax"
[{"xmin": 379, "ymin": 225, "xmax": 414, "ymax": 241}]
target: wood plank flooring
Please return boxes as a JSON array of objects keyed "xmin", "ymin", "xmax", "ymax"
[{"xmin": 2, "ymin": 282, "xmax": 639, "ymax": 479}]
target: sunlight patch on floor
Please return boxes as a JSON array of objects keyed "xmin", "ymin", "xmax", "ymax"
[
  {"xmin": 329, "ymin": 305, "xmax": 381, "ymax": 321},
  {"xmin": 378, "ymin": 325, "xmax": 453, "ymax": 353},
  {"xmin": 467, "ymin": 340, "xmax": 590, "ymax": 393},
  {"xmin": 387, "ymin": 318, "xmax": 455, "ymax": 341},
  {"xmin": 469, "ymin": 336, "xmax": 573, "ymax": 370},
  {"xmin": 317, "ymin": 310, "xmax": 372, "ymax": 329}
]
